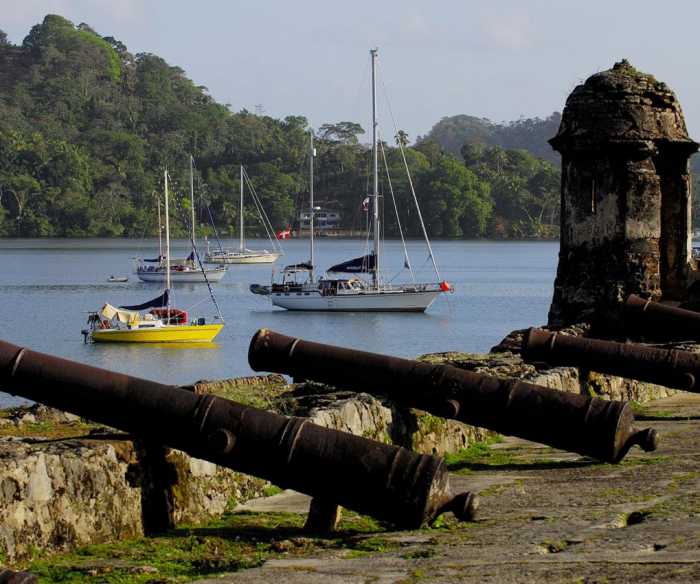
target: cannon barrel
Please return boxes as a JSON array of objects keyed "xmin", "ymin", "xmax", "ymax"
[
  {"xmin": 0, "ymin": 339, "xmax": 477, "ymax": 529},
  {"xmin": 0, "ymin": 569, "xmax": 37, "ymax": 584},
  {"xmin": 626, "ymin": 294, "xmax": 700, "ymax": 339},
  {"xmin": 523, "ymin": 327, "xmax": 700, "ymax": 392},
  {"xmin": 248, "ymin": 329, "xmax": 658, "ymax": 464}
]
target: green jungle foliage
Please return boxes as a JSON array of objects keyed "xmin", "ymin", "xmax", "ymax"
[{"xmin": 0, "ymin": 15, "xmax": 561, "ymax": 239}]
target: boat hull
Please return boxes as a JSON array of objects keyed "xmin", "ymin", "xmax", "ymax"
[
  {"xmin": 91, "ymin": 324, "xmax": 223, "ymax": 343},
  {"xmin": 205, "ymin": 252, "xmax": 280, "ymax": 264},
  {"xmin": 136, "ymin": 267, "xmax": 227, "ymax": 283},
  {"xmin": 270, "ymin": 289, "xmax": 440, "ymax": 312}
]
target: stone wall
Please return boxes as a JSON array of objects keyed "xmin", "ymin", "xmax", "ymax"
[
  {"xmin": 0, "ymin": 407, "xmax": 268, "ymax": 562},
  {"xmin": 0, "ymin": 377, "xmax": 489, "ymax": 562},
  {"xmin": 301, "ymin": 391, "xmax": 490, "ymax": 456},
  {"xmin": 423, "ymin": 328, "xmax": 677, "ymax": 403}
]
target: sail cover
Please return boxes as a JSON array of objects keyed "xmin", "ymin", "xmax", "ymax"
[
  {"xmin": 119, "ymin": 290, "xmax": 170, "ymax": 311},
  {"xmin": 283, "ymin": 262, "xmax": 313, "ymax": 272},
  {"xmin": 327, "ymin": 254, "xmax": 376, "ymax": 274}
]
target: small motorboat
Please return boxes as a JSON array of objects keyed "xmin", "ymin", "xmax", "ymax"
[{"xmin": 107, "ymin": 275, "xmax": 129, "ymax": 283}]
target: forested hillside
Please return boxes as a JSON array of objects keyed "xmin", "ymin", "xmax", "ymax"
[
  {"xmin": 420, "ymin": 113, "xmax": 562, "ymax": 163},
  {"xmin": 0, "ymin": 15, "xmax": 560, "ymax": 239}
]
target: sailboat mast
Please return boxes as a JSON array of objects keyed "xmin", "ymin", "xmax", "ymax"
[
  {"xmin": 309, "ymin": 132, "xmax": 315, "ymax": 283},
  {"xmin": 189, "ymin": 155, "xmax": 196, "ymax": 247},
  {"xmin": 164, "ymin": 170, "xmax": 172, "ymax": 303},
  {"xmin": 240, "ymin": 165, "xmax": 244, "ymax": 252},
  {"xmin": 157, "ymin": 196, "xmax": 163, "ymax": 260},
  {"xmin": 371, "ymin": 48, "xmax": 380, "ymax": 288}
]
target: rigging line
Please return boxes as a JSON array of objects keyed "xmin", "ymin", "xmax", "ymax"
[
  {"xmin": 242, "ymin": 167, "xmax": 282, "ymax": 254},
  {"xmin": 362, "ymin": 148, "xmax": 372, "ymax": 257},
  {"xmin": 172, "ymin": 189, "xmax": 225, "ymax": 324},
  {"xmin": 379, "ymin": 134, "xmax": 415, "ymax": 283},
  {"xmin": 189, "ymin": 233, "xmax": 225, "ymax": 324},
  {"xmin": 205, "ymin": 204, "xmax": 224, "ymax": 252},
  {"xmin": 182, "ymin": 296, "xmax": 208, "ymax": 312},
  {"xmin": 134, "ymin": 189, "xmax": 158, "ymax": 259},
  {"xmin": 246, "ymin": 168, "xmax": 280, "ymax": 252},
  {"xmin": 379, "ymin": 77, "xmax": 441, "ymax": 281}
]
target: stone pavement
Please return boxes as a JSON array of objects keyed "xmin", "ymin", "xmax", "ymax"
[{"xmin": 195, "ymin": 393, "xmax": 700, "ymax": 583}]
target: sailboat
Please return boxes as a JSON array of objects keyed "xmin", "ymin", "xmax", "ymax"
[
  {"xmin": 204, "ymin": 165, "xmax": 282, "ymax": 264},
  {"xmin": 250, "ymin": 49, "xmax": 451, "ymax": 312},
  {"xmin": 134, "ymin": 156, "xmax": 227, "ymax": 283},
  {"xmin": 84, "ymin": 170, "xmax": 225, "ymax": 343}
]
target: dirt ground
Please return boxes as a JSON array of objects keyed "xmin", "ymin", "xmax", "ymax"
[{"xmin": 195, "ymin": 393, "xmax": 700, "ymax": 584}]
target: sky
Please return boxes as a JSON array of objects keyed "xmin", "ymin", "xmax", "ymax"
[{"xmin": 4, "ymin": 0, "xmax": 700, "ymax": 142}]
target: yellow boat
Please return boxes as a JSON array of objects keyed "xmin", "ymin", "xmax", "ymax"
[
  {"xmin": 91, "ymin": 323, "xmax": 223, "ymax": 343},
  {"xmin": 84, "ymin": 169, "xmax": 225, "ymax": 345}
]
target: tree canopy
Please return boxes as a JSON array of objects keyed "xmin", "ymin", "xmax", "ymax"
[
  {"xmin": 420, "ymin": 113, "xmax": 562, "ymax": 163},
  {"xmin": 0, "ymin": 15, "xmax": 562, "ymax": 240}
]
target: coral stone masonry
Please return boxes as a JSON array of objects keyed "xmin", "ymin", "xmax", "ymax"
[{"xmin": 548, "ymin": 60, "xmax": 698, "ymax": 330}]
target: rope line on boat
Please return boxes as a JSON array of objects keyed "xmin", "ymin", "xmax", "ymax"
[
  {"xmin": 379, "ymin": 135, "xmax": 415, "ymax": 283},
  {"xmin": 379, "ymin": 76, "xmax": 441, "ymax": 281},
  {"xmin": 241, "ymin": 167, "xmax": 284, "ymax": 255}
]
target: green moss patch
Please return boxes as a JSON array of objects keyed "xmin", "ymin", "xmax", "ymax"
[
  {"xmin": 19, "ymin": 507, "xmax": 390, "ymax": 583},
  {"xmin": 0, "ymin": 420, "xmax": 100, "ymax": 440},
  {"xmin": 444, "ymin": 437, "xmax": 514, "ymax": 472}
]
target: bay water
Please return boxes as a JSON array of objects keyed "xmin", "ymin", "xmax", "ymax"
[{"xmin": 0, "ymin": 238, "xmax": 557, "ymax": 407}]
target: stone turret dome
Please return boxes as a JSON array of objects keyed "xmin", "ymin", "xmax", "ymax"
[{"xmin": 550, "ymin": 60, "xmax": 696, "ymax": 153}]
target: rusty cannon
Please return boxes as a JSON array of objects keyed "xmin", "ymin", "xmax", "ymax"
[
  {"xmin": 248, "ymin": 329, "xmax": 658, "ymax": 464},
  {"xmin": 0, "ymin": 569, "xmax": 37, "ymax": 584},
  {"xmin": 0, "ymin": 339, "xmax": 478, "ymax": 529},
  {"xmin": 523, "ymin": 326, "xmax": 700, "ymax": 393},
  {"xmin": 625, "ymin": 294, "xmax": 700, "ymax": 340}
]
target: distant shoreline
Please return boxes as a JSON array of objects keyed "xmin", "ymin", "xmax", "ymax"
[{"xmin": 0, "ymin": 234, "xmax": 561, "ymax": 242}]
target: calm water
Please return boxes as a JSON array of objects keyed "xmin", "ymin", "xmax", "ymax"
[{"xmin": 0, "ymin": 238, "xmax": 558, "ymax": 407}]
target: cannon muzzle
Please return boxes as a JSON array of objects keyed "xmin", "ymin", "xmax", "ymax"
[
  {"xmin": 523, "ymin": 326, "xmax": 699, "ymax": 393},
  {"xmin": 0, "ymin": 339, "xmax": 476, "ymax": 529},
  {"xmin": 625, "ymin": 294, "xmax": 700, "ymax": 340},
  {"xmin": 248, "ymin": 329, "xmax": 658, "ymax": 464}
]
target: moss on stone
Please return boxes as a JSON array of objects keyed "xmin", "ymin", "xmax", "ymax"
[
  {"xmin": 191, "ymin": 375, "xmax": 291, "ymax": 410},
  {"xmin": 19, "ymin": 508, "xmax": 391, "ymax": 583},
  {"xmin": 443, "ymin": 436, "xmax": 509, "ymax": 473},
  {"xmin": 0, "ymin": 419, "xmax": 99, "ymax": 439}
]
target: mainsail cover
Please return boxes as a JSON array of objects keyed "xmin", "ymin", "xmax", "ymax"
[
  {"xmin": 283, "ymin": 262, "xmax": 313, "ymax": 272},
  {"xmin": 327, "ymin": 254, "xmax": 376, "ymax": 274},
  {"xmin": 119, "ymin": 290, "xmax": 170, "ymax": 311},
  {"xmin": 101, "ymin": 304, "xmax": 139, "ymax": 324}
]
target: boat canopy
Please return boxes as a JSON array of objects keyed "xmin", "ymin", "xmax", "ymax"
[
  {"xmin": 101, "ymin": 304, "xmax": 140, "ymax": 324},
  {"xmin": 327, "ymin": 254, "xmax": 376, "ymax": 274},
  {"xmin": 120, "ymin": 290, "xmax": 170, "ymax": 311}
]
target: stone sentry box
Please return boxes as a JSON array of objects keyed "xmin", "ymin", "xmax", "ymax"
[{"xmin": 548, "ymin": 60, "xmax": 699, "ymax": 330}]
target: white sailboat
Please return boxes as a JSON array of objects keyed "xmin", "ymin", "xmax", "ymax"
[
  {"xmin": 135, "ymin": 156, "xmax": 227, "ymax": 283},
  {"xmin": 204, "ymin": 165, "xmax": 282, "ymax": 264},
  {"xmin": 250, "ymin": 49, "xmax": 451, "ymax": 312}
]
